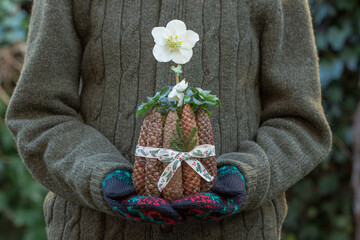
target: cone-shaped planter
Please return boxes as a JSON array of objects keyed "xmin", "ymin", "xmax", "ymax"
[{"xmin": 132, "ymin": 104, "xmax": 217, "ymax": 200}]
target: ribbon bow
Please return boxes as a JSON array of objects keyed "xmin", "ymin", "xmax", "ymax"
[{"xmin": 134, "ymin": 144, "xmax": 216, "ymax": 192}]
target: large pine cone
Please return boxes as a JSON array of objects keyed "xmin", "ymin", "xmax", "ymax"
[
  {"xmin": 162, "ymin": 110, "xmax": 183, "ymax": 200},
  {"xmin": 132, "ymin": 109, "xmax": 153, "ymax": 195},
  {"xmin": 181, "ymin": 104, "xmax": 201, "ymax": 195},
  {"xmin": 196, "ymin": 107, "xmax": 217, "ymax": 192},
  {"xmin": 144, "ymin": 110, "xmax": 163, "ymax": 197}
]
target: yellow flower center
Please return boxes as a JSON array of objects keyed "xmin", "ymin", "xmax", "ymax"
[{"xmin": 166, "ymin": 34, "xmax": 182, "ymax": 52}]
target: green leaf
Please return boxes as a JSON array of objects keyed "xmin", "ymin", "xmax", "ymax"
[
  {"xmin": 216, "ymin": 99, "xmax": 222, "ymax": 107},
  {"xmin": 171, "ymin": 65, "xmax": 182, "ymax": 76},
  {"xmin": 136, "ymin": 102, "xmax": 153, "ymax": 118},
  {"xmin": 319, "ymin": 58, "xmax": 344, "ymax": 89},
  {"xmin": 203, "ymin": 107, "xmax": 211, "ymax": 116},
  {"xmin": 186, "ymin": 87, "xmax": 197, "ymax": 96},
  {"xmin": 203, "ymin": 90, "xmax": 211, "ymax": 96},
  {"xmin": 327, "ymin": 25, "xmax": 352, "ymax": 51},
  {"xmin": 193, "ymin": 96, "xmax": 204, "ymax": 105},
  {"xmin": 152, "ymin": 92, "xmax": 161, "ymax": 102},
  {"xmin": 184, "ymin": 95, "xmax": 191, "ymax": 104},
  {"xmin": 159, "ymin": 86, "xmax": 171, "ymax": 98}
]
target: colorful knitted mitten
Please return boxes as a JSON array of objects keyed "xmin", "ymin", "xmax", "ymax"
[
  {"xmin": 170, "ymin": 165, "xmax": 246, "ymax": 221},
  {"xmin": 102, "ymin": 170, "xmax": 182, "ymax": 225}
]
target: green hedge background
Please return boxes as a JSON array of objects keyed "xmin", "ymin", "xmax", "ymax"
[{"xmin": 0, "ymin": 0, "xmax": 359, "ymax": 239}]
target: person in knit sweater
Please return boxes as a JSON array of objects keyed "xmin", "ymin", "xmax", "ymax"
[{"xmin": 5, "ymin": 0, "xmax": 332, "ymax": 239}]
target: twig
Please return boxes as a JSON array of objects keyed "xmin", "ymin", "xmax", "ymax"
[
  {"xmin": 0, "ymin": 86, "xmax": 10, "ymax": 106},
  {"xmin": 333, "ymin": 134, "xmax": 352, "ymax": 159}
]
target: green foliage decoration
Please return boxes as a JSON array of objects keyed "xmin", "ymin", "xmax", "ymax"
[
  {"xmin": 136, "ymin": 85, "xmax": 221, "ymax": 118},
  {"xmin": 169, "ymin": 119, "xmax": 199, "ymax": 152}
]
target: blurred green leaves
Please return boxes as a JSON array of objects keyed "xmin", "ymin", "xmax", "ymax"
[
  {"xmin": 283, "ymin": 1, "xmax": 359, "ymax": 239},
  {"xmin": 1, "ymin": 1, "xmax": 47, "ymax": 240},
  {"xmin": 0, "ymin": 0, "xmax": 30, "ymax": 46},
  {"xmin": 311, "ymin": 0, "xmax": 360, "ymax": 89},
  {"xmin": 1, "ymin": 100, "xmax": 48, "ymax": 240}
]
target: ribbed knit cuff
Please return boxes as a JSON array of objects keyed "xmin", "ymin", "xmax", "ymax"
[
  {"xmin": 90, "ymin": 159, "xmax": 133, "ymax": 216},
  {"xmin": 216, "ymin": 141, "xmax": 270, "ymax": 211}
]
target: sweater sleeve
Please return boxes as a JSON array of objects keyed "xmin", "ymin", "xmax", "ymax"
[
  {"xmin": 4, "ymin": 0, "xmax": 133, "ymax": 216},
  {"xmin": 216, "ymin": 0, "xmax": 332, "ymax": 211}
]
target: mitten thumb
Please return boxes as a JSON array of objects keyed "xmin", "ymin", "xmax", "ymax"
[
  {"xmin": 102, "ymin": 170, "xmax": 135, "ymax": 200},
  {"xmin": 211, "ymin": 166, "xmax": 246, "ymax": 197}
]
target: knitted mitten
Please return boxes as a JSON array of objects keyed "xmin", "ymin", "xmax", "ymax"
[
  {"xmin": 212, "ymin": 165, "xmax": 246, "ymax": 215},
  {"xmin": 102, "ymin": 169, "xmax": 182, "ymax": 225},
  {"xmin": 169, "ymin": 192, "xmax": 228, "ymax": 221},
  {"xmin": 170, "ymin": 165, "xmax": 246, "ymax": 221}
]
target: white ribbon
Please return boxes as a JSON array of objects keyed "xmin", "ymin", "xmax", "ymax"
[{"xmin": 134, "ymin": 144, "xmax": 216, "ymax": 192}]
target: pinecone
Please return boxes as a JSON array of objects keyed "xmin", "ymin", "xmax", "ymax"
[
  {"xmin": 162, "ymin": 110, "xmax": 184, "ymax": 200},
  {"xmin": 144, "ymin": 110, "xmax": 163, "ymax": 197},
  {"xmin": 132, "ymin": 109, "xmax": 154, "ymax": 195},
  {"xmin": 196, "ymin": 107, "xmax": 217, "ymax": 192},
  {"xmin": 181, "ymin": 104, "xmax": 201, "ymax": 195}
]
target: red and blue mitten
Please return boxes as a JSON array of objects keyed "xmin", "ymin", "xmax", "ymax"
[
  {"xmin": 102, "ymin": 170, "xmax": 182, "ymax": 225},
  {"xmin": 170, "ymin": 165, "xmax": 246, "ymax": 221}
]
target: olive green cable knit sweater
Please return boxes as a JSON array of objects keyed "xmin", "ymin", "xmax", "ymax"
[{"xmin": 5, "ymin": 0, "xmax": 332, "ymax": 239}]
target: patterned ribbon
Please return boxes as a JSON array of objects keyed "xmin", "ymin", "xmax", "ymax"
[{"xmin": 135, "ymin": 144, "xmax": 216, "ymax": 192}]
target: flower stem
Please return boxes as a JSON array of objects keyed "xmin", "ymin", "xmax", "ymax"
[{"xmin": 174, "ymin": 63, "xmax": 179, "ymax": 84}]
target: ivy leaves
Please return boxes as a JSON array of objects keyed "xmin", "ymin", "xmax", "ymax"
[
  {"xmin": 136, "ymin": 86, "xmax": 171, "ymax": 117},
  {"xmin": 136, "ymin": 85, "xmax": 221, "ymax": 117},
  {"xmin": 186, "ymin": 87, "xmax": 221, "ymax": 115}
]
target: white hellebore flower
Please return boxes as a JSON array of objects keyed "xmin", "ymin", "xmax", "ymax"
[
  {"xmin": 152, "ymin": 19, "xmax": 199, "ymax": 64},
  {"xmin": 168, "ymin": 79, "xmax": 188, "ymax": 107}
]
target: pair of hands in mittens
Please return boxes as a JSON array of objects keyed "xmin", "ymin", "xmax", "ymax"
[{"xmin": 102, "ymin": 165, "xmax": 246, "ymax": 225}]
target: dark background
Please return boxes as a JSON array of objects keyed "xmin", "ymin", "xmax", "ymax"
[{"xmin": 0, "ymin": 0, "xmax": 359, "ymax": 239}]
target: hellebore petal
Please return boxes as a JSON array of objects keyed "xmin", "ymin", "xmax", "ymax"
[
  {"xmin": 168, "ymin": 89, "xmax": 177, "ymax": 102},
  {"xmin": 175, "ymin": 92, "xmax": 185, "ymax": 107},
  {"xmin": 151, "ymin": 27, "xmax": 171, "ymax": 45},
  {"xmin": 172, "ymin": 48, "xmax": 193, "ymax": 64},
  {"xmin": 153, "ymin": 44, "xmax": 174, "ymax": 62},
  {"xmin": 177, "ymin": 97, "xmax": 184, "ymax": 107},
  {"xmin": 166, "ymin": 19, "xmax": 187, "ymax": 35},
  {"xmin": 176, "ymin": 79, "xmax": 188, "ymax": 91},
  {"xmin": 178, "ymin": 30, "xmax": 199, "ymax": 49},
  {"xmin": 167, "ymin": 80, "xmax": 188, "ymax": 107}
]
